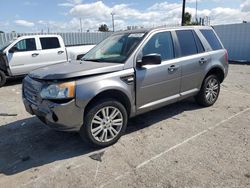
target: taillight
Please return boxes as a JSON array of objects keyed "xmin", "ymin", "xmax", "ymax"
[{"xmin": 225, "ymin": 50, "xmax": 228, "ymax": 63}]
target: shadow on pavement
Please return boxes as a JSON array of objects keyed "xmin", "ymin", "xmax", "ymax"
[
  {"xmin": 3, "ymin": 77, "xmax": 24, "ymax": 87},
  {"xmin": 0, "ymin": 98, "xmax": 201, "ymax": 176}
]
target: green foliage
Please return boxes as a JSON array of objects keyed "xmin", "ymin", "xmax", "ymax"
[
  {"xmin": 183, "ymin": 12, "xmax": 192, "ymax": 25},
  {"xmin": 98, "ymin": 24, "xmax": 109, "ymax": 32}
]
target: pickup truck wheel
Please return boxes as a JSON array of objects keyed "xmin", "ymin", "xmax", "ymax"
[
  {"xmin": 195, "ymin": 74, "xmax": 220, "ymax": 107},
  {"xmin": 0, "ymin": 70, "xmax": 7, "ymax": 87},
  {"xmin": 80, "ymin": 99, "xmax": 128, "ymax": 148}
]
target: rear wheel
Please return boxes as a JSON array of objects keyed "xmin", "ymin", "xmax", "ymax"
[
  {"xmin": 0, "ymin": 70, "xmax": 6, "ymax": 87},
  {"xmin": 195, "ymin": 74, "xmax": 220, "ymax": 107},
  {"xmin": 80, "ymin": 99, "xmax": 128, "ymax": 148}
]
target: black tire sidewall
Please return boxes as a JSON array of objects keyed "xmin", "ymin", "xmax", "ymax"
[
  {"xmin": 80, "ymin": 99, "xmax": 128, "ymax": 148},
  {"xmin": 197, "ymin": 74, "xmax": 220, "ymax": 106},
  {"xmin": 0, "ymin": 70, "xmax": 6, "ymax": 87}
]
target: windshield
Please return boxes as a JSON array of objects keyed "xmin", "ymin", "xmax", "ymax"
[{"xmin": 83, "ymin": 32, "xmax": 146, "ymax": 63}]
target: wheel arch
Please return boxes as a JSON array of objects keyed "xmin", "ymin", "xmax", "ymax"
[
  {"xmin": 84, "ymin": 89, "xmax": 132, "ymax": 118},
  {"xmin": 205, "ymin": 66, "xmax": 225, "ymax": 83}
]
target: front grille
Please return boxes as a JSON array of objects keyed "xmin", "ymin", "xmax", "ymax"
[{"xmin": 23, "ymin": 77, "xmax": 43, "ymax": 105}]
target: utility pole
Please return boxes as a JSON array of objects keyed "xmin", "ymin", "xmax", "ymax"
[
  {"xmin": 80, "ymin": 18, "xmax": 83, "ymax": 33},
  {"xmin": 181, "ymin": 0, "xmax": 186, "ymax": 26},
  {"xmin": 111, "ymin": 12, "xmax": 115, "ymax": 32},
  {"xmin": 195, "ymin": 0, "xmax": 198, "ymax": 23}
]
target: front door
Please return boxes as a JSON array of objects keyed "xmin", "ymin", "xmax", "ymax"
[
  {"xmin": 7, "ymin": 37, "xmax": 40, "ymax": 75},
  {"xmin": 135, "ymin": 31, "xmax": 181, "ymax": 113}
]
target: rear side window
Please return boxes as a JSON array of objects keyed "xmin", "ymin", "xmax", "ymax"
[
  {"xmin": 200, "ymin": 29, "xmax": 223, "ymax": 50},
  {"xmin": 193, "ymin": 31, "xmax": 205, "ymax": 53},
  {"xmin": 176, "ymin": 30, "xmax": 198, "ymax": 57},
  {"xmin": 142, "ymin": 31, "xmax": 174, "ymax": 61},
  {"xmin": 40, "ymin": 37, "xmax": 60, "ymax": 50}
]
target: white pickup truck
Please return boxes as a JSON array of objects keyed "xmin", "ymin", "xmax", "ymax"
[{"xmin": 0, "ymin": 35, "xmax": 95, "ymax": 86}]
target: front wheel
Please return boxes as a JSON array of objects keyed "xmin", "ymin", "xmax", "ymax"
[
  {"xmin": 0, "ymin": 70, "xmax": 7, "ymax": 87},
  {"xmin": 195, "ymin": 74, "xmax": 220, "ymax": 107},
  {"xmin": 80, "ymin": 99, "xmax": 128, "ymax": 148}
]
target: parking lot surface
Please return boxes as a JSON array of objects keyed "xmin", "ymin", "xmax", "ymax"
[{"xmin": 0, "ymin": 64, "xmax": 250, "ymax": 188}]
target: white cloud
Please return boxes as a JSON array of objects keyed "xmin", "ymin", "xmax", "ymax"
[
  {"xmin": 58, "ymin": 0, "xmax": 82, "ymax": 7},
  {"xmin": 15, "ymin": 20, "xmax": 34, "ymax": 27},
  {"xmin": 241, "ymin": 0, "xmax": 250, "ymax": 12},
  {"xmin": 9, "ymin": 1, "xmax": 250, "ymax": 32}
]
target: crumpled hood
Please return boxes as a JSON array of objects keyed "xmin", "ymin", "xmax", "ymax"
[{"xmin": 29, "ymin": 60, "xmax": 124, "ymax": 80}]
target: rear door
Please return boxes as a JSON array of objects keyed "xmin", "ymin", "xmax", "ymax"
[
  {"xmin": 7, "ymin": 37, "xmax": 40, "ymax": 75},
  {"xmin": 174, "ymin": 30, "xmax": 211, "ymax": 97},
  {"xmin": 135, "ymin": 31, "xmax": 181, "ymax": 113},
  {"xmin": 37, "ymin": 37, "xmax": 67, "ymax": 66}
]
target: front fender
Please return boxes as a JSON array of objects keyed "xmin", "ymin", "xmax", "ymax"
[{"xmin": 75, "ymin": 69, "xmax": 135, "ymax": 109}]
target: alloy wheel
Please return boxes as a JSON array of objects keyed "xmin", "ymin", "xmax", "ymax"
[
  {"xmin": 90, "ymin": 106, "xmax": 123, "ymax": 143},
  {"xmin": 205, "ymin": 78, "xmax": 219, "ymax": 103}
]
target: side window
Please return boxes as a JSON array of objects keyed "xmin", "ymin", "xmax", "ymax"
[
  {"xmin": 193, "ymin": 31, "xmax": 205, "ymax": 53},
  {"xmin": 200, "ymin": 29, "xmax": 223, "ymax": 50},
  {"xmin": 142, "ymin": 32, "xmax": 174, "ymax": 61},
  {"xmin": 40, "ymin": 37, "xmax": 60, "ymax": 50},
  {"xmin": 176, "ymin": 30, "xmax": 198, "ymax": 57},
  {"xmin": 13, "ymin": 38, "xmax": 36, "ymax": 52}
]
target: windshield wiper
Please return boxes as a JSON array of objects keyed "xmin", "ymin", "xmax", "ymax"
[{"xmin": 82, "ymin": 58, "xmax": 103, "ymax": 62}]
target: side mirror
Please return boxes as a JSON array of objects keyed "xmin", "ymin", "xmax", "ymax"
[
  {"xmin": 9, "ymin": 47, "xmax": 18, "ymax": 53},
  {"xmin": 137, "ymin": 54, "xmax": 161, "ymax": 67}
]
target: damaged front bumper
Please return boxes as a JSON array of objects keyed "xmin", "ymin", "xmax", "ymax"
[{"xmin": 22, "ymin": 76, "xmax": 84, "ymax": 132}]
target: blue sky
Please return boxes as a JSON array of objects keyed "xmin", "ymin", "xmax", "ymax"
[{"xmin": 0, "ymin": 0, "xmax": 250, "ymax": 32}]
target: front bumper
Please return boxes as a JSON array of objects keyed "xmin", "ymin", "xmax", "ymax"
[{"xmin": 23, "ymin": 97, "xmax": 84, "ymax": 132}]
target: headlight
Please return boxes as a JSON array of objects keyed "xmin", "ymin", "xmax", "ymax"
[{"xmin": 40, "ymin": 81, "xmax": 75, "ymax": 99}]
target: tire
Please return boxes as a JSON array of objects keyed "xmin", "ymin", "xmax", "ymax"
[
  {"xmin": 80, "ymin": 98, "xmax": 128, "ymax": 148},
  {"xmin": 0, "ymin": 70, "xmax": 6, "ymax": 87},
  {"xmin": 195, "ymin": 74, "xmax": 220, "ymax": 107}
]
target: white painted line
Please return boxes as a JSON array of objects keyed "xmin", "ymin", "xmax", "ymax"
[
  {"xmin": 136, "ymin": 130, "xmax": 207, "ymax": 169},
  {"xmin": 100, "ymin": 107, "xmax": 250, "ymax": 188},
  {"xmin": 94, "ymin": 162, "xmax": 100, "ymax": 182}
]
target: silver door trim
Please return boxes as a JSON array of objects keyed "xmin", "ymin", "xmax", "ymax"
[
  {"xmin": 138, "ymin": 94, "xmax": 180, "ymax": 110},
  {"xmin": 180, "ymin": 88, "xmax": 199, "ymax": 96}
]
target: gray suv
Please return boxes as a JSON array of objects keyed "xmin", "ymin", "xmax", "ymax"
[{"xmin": 22, "ymin": 26, "xmax": 228, "ymax": 147}]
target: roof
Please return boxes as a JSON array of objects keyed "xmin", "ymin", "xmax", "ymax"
[
  {"xmin": 114, "ymin": 25, "xmax": 213, "ymax": 35},
  {"xmin": 17, "ymin": 34, "xmax": 61, "ymax": 39}
]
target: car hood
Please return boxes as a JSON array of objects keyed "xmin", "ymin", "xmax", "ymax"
[{"xmin": 29, "ymin": 60, "xmax": 124, "ymax": 80}]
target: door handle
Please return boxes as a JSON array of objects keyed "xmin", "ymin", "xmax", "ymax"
[
  {"xmin": 58, "ymin": 51, "xmax": 64, "ymax": 55},
  {"xmin": 31, "ymin": 53, "xmax": 39, "ymax": 57},
  {"xmin": 199, "ymin": 58, "xmax": 208, "ymax": 64},
  {"xmin": 168, "ymin": 65, "xmax": 179, "ymax": 72}
]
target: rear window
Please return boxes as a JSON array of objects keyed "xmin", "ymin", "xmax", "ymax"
[
  {"xmin": 200, "ymin": 29, "xmax": 223, "ymax": 50},
  {"xmin": 40, "ymin": 37, "xmax": 60, "ymax": 50},
  {"xmin": 176, "ymin": 30, "xmax": 198, "ymax": 57}
]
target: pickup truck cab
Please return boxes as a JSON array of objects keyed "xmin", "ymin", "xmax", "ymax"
[
  {"xmin": 0, "ymin": 35, "xmax": 94, "ymax": 86},
  {"xmin": 22, "ymin": 26, "xmax": 228, "ymax": 147}
]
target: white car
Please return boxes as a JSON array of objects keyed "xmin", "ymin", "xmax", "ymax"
[{"xmin": 0, "ymin": 35, "xmax": 95, "ymax": 86}]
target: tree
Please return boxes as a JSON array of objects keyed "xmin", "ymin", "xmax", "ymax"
[
  {"xmin": 98, "ymin": 24, "xmax": 109, "ymax": 32},
  {"xmin": 183, "ymin": 12, "xmax": 192, "ymax": 25},
  {"xmin": 0, "ymin": 31, "xmax": 4, "ymax": 33}
]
